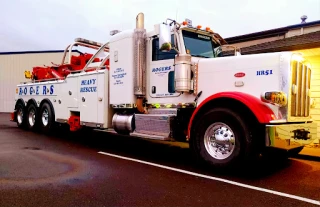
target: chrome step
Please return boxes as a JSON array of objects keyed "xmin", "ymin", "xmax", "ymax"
[
  {"xmin": 134, "ymin": 113, "xmax": 176, "ymax": 140},
  {"xmin": 147, "ymin": 108, "xmax": 177, "ymax": 115},
  {"xmin": 130, "ymin": 132, "xmax": 169, "ymax": 141}
]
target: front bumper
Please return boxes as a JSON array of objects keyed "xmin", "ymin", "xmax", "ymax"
[{"xmin": 265, "ymin": 122, "xmax": 317, "ymax": 150}]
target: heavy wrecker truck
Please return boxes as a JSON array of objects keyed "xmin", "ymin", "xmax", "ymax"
[{"xmin": 11, "ymin": 13, "xmax": 317, "ymax": 168}]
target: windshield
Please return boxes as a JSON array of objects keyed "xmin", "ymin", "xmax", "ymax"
[{"xmin": 182, "ymin": 30, "xmax": 217, "ymax": 58}]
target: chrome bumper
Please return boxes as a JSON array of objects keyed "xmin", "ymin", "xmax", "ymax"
[{"xmin": 265, "ymin": 122, "xmax": 317, "ymax": 150}]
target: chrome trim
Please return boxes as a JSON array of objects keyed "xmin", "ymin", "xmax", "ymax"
[
  {"xmin": 56, "ymin": 118, "xmax": 68, "ymax": 123},
  {"xmin": 265, "ymin": 122, "xmax": 317, "ymax": 150},
  {"xmin": 112, "ymin": 113, "xmax": 135, "ymax": 134},
  {"xmin": 305, "ymin": 65, "xmax": 309, "ymax": 116},
  {"xmin": 269, "ymin": 119, "xmax": 287, "ymax": 123},
  {"xmin": 111, "ymin": 103, "xmax": 136, "ymax": 108},
  {"xmin": 204, "ymin": 122, "xmax": 236, "ymax": 160},
  {"xmin": 80, "ymin": 121, "xmax": 104, "ymax": 128},
  {"xmin": 295, "ymin": 62, "xmax": 299, "ymax": 116},
  {"xmin": 289, "ymin": 60, "xmax": 311, "ymax": 120}
]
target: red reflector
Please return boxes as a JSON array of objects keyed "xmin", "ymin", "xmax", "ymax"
[
  {"xmin": 10, "ymin": 112, "xmax": 15, "ymax": 121},
  {"xmin": 68, "ymin": 115, "xmax": 81, "ymax": 131},
  {"xmin": 234, "ymin": 72, "xmax": 245, "ymax": 78}
]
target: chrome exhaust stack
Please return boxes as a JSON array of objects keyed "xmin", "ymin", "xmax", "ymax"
[{"xmin": 133, "ymin": 13, "xmax": 147, "ymax": 113}]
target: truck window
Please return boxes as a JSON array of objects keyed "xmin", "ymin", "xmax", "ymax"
[
  {"xmin": 152, "ymin": 35, "xmax": 177, "ymax": 61},
  {"xmin": 182, "ymin": 30, "xmax": 215, "ymax": 58}
]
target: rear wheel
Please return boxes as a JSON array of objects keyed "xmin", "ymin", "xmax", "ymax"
[
  {"xmin": 15, "ymin": 102, "xmax": 26, "ymax": 128},
  {"xmin": 39, "ymin": 102, "xmax": 55, "ymax": 134},
  {"xmin": 190, "ymin": 108, "xmax": 258, "ymax": 168},
  {"xmin": 26, "ymin": 104, "xmax": 38, "ymax": 131}
]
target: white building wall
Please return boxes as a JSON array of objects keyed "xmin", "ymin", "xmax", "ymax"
[{"xmin": 0, "ymin": 51, "xmax": 78, "ymax": 112}]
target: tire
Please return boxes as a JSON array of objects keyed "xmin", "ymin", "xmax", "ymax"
[
  {"xmin": 39, "ymin": 102, "xmax": 55, "ymax": 134},
  {"xmin": 26, "ymin": 104, "xmax": 38, "ymax": 131},
  {"xmin": 15, "ymin": 102, "xmax": 26, "ymax": 128},
  {"xmin": 190, "ymin": 107, "xmax": 257, "ymax": 168}
]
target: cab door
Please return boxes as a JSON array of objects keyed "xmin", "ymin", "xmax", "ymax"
[{"xmin": 149, "ymin": 35, "xmax": 180, "ymax": 98}]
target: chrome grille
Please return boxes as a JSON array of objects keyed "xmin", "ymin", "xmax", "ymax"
[{"xmin": 290, "ymin": 60, "xmax": 311, "ymax": 117}]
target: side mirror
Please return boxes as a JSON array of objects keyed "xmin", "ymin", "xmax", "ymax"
[{"xmin": 159, "ymin": 23, "xmax": 172, "ymax": 52}]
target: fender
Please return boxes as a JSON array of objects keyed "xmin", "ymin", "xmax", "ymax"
[
  {"xmin": 26, "ymin": 98, "xmax": 38, "ymax": 108},
  {"xmin": 14, "ymin": 98, "xmax": 26, "ymax": 109},
  {"xmin": 187, "ymin": 91, "xmax": 276, "ymax": 138},
  {"xmin": 11, "ymin": 98, "xmax": 26, "ymax": 122}
]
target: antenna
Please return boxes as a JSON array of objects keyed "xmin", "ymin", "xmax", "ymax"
[{"xmin": 301, "ymin": 15, "xmax": 308, "ymax": 23}]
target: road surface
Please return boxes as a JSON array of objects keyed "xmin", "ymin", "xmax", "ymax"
[{"xmin": 0, "ymin": 113, "xmax": 319, "ymax": 207}]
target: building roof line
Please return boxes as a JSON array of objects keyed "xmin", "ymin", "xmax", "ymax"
[
  {"xmin": 222, "ymin": 30, "xmax": 320, "ymax": 56},
  {"xmin": 0, "ymin": 49, "xmax": 81, "ymax": 55},
  {"xmin": 225, "ymin": 20, "xmax": 320, "ymax": 44}
]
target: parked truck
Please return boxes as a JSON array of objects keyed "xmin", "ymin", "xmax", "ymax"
[{"xmin": 10, "ymin": 13, "xmax": 317, "ymax": 168}]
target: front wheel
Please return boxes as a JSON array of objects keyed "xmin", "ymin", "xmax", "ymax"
[{"xmin": 190, "ymin": 108, "xmax": 258, "ymax": 168}]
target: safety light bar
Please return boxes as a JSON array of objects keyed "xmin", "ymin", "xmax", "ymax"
[
  {"xmin": 74, "ymin": 38, "xmax": 103, "ymax": 48},
  {"xmin": 181, "ymin": 18, "xmax": 213, "ymax": 33}
]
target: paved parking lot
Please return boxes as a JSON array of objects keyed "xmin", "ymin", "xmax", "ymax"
[{"xmin": 0, "ymin": 113, "xmax": 319, "ymax": 207}]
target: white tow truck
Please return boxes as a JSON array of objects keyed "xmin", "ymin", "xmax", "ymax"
[{"xmin": 11, "ymin": 13, "xmax": 317, "ymax": 168}]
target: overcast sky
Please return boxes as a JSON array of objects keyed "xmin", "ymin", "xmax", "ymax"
[{"xmin": 1, "ymin": 0, "xmax": 320, "ymax": 52}]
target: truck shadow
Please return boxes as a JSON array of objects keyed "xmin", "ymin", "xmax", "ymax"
[{"xmin": 48, "ymin": 127, "xmax": 316, "ymax": 182}]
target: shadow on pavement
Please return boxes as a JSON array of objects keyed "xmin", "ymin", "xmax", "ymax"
[{"xmin": 45, "ymin": 127, "xmax": 315, "ymax": 182}]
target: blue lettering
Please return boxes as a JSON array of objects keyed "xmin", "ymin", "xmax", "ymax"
[
  {"xmin": 23, "ymin": 87, "xmax": 27, "ymax": 95},
  {"xmin": 152, "ymin": 66, "xmax": 172, "ymax": 73},
  {"xmin": 19, "ymin": 88, "xmax": 22, "ymax": 95},
  {"xmin": 36, "ymin": 86, "xmax": 39, "ymax": 95},
  {"xmin": 30, "ymin": 87, "xmax": 34, "ymax": 95},
  {"xmin": 257, "ymin": 70, "xmax": 273, "ymax": 76},
  {"xmin": 81, "ymin": 79, "xmax": 96, "ymax": 85},
  {"xmin": 43, "ymin": 86, "xmax": 47, "ymax": 95},
  {"xmin": 80, "ymin": 86, "xmax": 97, "ymax": 93},
  {"xmin": 50, "ymin": 85, "xmax": 54, "ymax": 94}
]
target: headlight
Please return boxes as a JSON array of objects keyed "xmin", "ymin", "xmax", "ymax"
[{"xmin": 261, "ymin": 91, "xmax": 287, "ymax": 107}]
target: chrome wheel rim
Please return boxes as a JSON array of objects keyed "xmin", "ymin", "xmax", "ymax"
[
  {"xmin": 204, "ymin": 122, "xmax": 236, "ymax": 160},
  {"xmin": 42, "ymin": 109, "xmax": 49, "ymax": 126},
  {"xmin": 28, "ymin": 109, "xmax": 36, "ymax": 127},
  {"xmin": 17, "ymin": 108, "xmax": 23, "ymax": 124}
]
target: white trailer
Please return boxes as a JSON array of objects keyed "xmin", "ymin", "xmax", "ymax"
[{"xmin": 11, "ymin": 13, "xmax": 317, "ymax": 168}]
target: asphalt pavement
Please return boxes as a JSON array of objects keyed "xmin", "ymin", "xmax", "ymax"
[{"xmin": 0, "ymin": 113, "xmax": 319, "ymax": 207}]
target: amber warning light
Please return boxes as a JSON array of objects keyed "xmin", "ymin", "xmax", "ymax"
[{"xmin": 261, "ymin": 91, "xmax": 288, "ymax": 107}]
